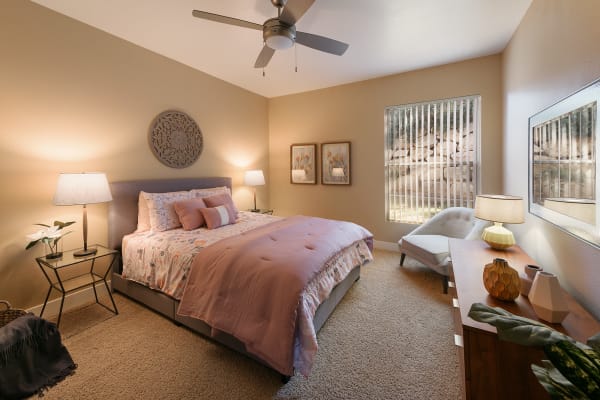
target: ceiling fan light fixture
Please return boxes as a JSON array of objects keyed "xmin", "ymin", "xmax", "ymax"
[
  {"xmin": 263, "ymin": 19, "xmax": 296, "ymax": 50},
  {"xmin": 266, "ymin": 35, "xmax": 294, "ymax": 50}
]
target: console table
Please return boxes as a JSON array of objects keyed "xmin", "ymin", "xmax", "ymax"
[{"xmin": 448, "ymin": 239, "xmax": 600, "ymax": 400}]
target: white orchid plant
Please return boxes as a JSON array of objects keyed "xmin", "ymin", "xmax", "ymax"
[{"xmin": 26, "ymin": 221, "xmax": 75, "ymax": 257}]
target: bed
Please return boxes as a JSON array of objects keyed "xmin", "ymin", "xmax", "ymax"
[{"xmin": 108, "ymin": 177, "xmax": 373, "ymax": 381}]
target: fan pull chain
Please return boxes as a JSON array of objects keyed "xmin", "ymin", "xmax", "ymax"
[
  {"xmin": 263, "ymin": 68, "xmax": 265, "ymax": 77},
  {"xmin": 295, "ymin": 43, "xmax": 298, "ymax": 72}
]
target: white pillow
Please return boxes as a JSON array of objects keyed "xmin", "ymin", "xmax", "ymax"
[
  {"xmin": 141, "ymin": 190, "xmax": 191, "ymax": 232},
  {"xmin": 136, "ymin": 192, "xmax": 151, "ymax": 232}
]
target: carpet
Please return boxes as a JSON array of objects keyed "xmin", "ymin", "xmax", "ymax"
[
  {"xmin": 53, "ymin": 302, "xmax": 118, "ymax": 339},
  {"xmin": 41, "ymin": 249, "xmax": 462, "ymax": 400}
]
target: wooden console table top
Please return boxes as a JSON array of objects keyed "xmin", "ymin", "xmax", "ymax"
[{"xmin": 449, "ymin": 238, "xmax": 600, "ymax": 342}]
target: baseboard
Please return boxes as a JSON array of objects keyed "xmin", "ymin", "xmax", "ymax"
[
  {"xmin": 27, "ymin": 282, "xmax": 111, "ymax": 317},
  {"xmin": 373, "ymin": 240, "xmax": 400, "ymax": 252}
]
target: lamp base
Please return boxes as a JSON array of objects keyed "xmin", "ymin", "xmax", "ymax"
[
  {"xmin": 74, "ymin": 247, "xmax": 98, "ymax": 257},
  {"xmin": 481, "ymin": 223, "xmax": 516, "ymax": 250}
]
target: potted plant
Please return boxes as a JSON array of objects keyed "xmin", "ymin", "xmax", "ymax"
[
  {"xmin": 468, "ymin": 302, "xmax": 600, "ymax": 399},
  {"xmin": 25, "ymin": 221, "xmax": 75, "ymax": 259}
]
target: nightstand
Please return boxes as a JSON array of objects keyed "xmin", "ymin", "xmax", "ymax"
[
  {"xmin": 248, "ymin": 209, "xmax": 274, "ymax": 215},
  {"xmin": 35, "ymin": 244, "xmax": 119, "ymax": 327}
]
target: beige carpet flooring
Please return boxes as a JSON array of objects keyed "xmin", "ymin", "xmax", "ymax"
[{"xmin": 41, "ymin": 249, "xmax": 462, "ymax": 400}]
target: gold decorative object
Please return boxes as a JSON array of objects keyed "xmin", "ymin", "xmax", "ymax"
[{"xmin": 482, "ymin": 258, "xmax": 521, "ymax": 301}]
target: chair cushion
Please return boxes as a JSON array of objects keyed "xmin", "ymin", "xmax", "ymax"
[{"xmin": 400, "ymin": 234, "xmax": 450, "ymax": 271}]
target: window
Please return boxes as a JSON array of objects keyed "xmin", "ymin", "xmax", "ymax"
[{"xmin": 385, "ymin": 95, "xmax": 481, "ymax": 224}]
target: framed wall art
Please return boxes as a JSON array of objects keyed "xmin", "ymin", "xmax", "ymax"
[
  {"xmin": 290, "ymin": 143, "xmax": 317, "ymax": 184},
  {"xmin": 529, "ymin": 77, "xmax": 599, "ymax": 248},
  {"xmin": 322, "ymin": 141, "xmax": 351, "ymax": 185}
]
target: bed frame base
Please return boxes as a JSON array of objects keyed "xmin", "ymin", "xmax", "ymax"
[{"xmin": 111, "ymin": 265, "xmax": 360, "ymax": 377}]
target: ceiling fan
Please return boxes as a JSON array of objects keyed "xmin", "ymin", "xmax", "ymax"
[{"xmin": 192, "ymin": 0, "xmax": 349, "ymax": 68}]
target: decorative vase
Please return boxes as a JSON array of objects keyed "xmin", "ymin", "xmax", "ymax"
[
  {"xmin": 519, "ymin": 273, "xmax": 532, "ymax": 297},
  {"xmin": 529, "ymin": 271, "xmax": 569, "ymax": 323},
  {"xmin": 520, "ymin": 264, "xmax": 543, "ymax": 297},
  {"xmin": 482, "ymin": 258, "xmax": 521, "ymax": 301},
  {"xmin": 525, "ymin": 264, "xmax": 542, "ymax": 279}
]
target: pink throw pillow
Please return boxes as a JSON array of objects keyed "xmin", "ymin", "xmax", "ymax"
[
  {"xmin": 203, "ymin": 192, "xmax": 239, "ymax": 217},
  {"xmin": 200, "ymin": 205, "xmax": 236, "ymax": 229},
  {"xmin": 173, "ymin": 198, "xmax": 207, "ymax": 230}
]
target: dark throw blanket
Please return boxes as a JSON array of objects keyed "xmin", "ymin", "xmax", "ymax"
[{"xmin": 0, "ymin": 313, "xmax": 76, "ymax": 399}]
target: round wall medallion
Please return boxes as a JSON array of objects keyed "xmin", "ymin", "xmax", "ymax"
[{"xmin": 149, "ymin": 110, "xmax": 203, "ymax": 168}]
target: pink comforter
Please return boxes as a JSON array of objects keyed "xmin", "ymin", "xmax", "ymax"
[{"xmin": 176, "ymin": 215, "xmax": 373, "ymax": 376}]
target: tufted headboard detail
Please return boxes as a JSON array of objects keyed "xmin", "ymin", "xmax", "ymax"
[{"xmin": 107, "ymin": 177, "xmax": 232, "ymax": 251}]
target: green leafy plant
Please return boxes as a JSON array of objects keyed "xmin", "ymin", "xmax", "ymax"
[
  {"xmin": 25, "ymin": 220, "xmax": 75, "ymax": 256},
  {"xmin": 468, "ymin": 302, "xmax": 600, "ymax": 400}
]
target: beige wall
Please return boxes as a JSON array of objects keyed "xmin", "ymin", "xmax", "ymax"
[
  {"xmin": 0, "ymin": 1, "xmax": 269, "ymax": 309},
  {"xmin": 503, "ymin": 0, "xmax": 600, "ymax": 318},
  {"xmin": 268, "ymin": 55, "xmax": 503, "ymax": 243}
]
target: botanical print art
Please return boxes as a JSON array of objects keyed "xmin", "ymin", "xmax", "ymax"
[
  {"xmin": 322, "ymin": 142, "xmax": 350, "ymax": 185},
  {"xmin": 290, "ymin": 143, "xmax": 317, "ymax": 184}
]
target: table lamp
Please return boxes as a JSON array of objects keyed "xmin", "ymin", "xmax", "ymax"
[
  {"xmin": 53, "ymin": 172, "xmax": 113, "ymax": 257},
  {"xmin": 244, "ymin": 170, "xmax": 265, "ymax": 212},
  {"xmin": 474, "ymin": 194, "xmax": 524, "ymax": 250}
]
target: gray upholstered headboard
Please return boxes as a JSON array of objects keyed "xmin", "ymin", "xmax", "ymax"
[{"xmin": 108, "ymin": 177, "xmax": 232, "ymax": 251}]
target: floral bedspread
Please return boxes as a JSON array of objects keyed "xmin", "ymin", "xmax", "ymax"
[
  {"xmin": 121, "ymin": 211, "xmax": 373, "ymax": 376},
  {"xmin": 122, "ymin": 211, "xmax": 278, "ymax": 299}
]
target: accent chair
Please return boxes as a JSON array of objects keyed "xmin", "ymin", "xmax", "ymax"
[{"xmin": 398, "ymin": 207, "xmax": 489, "ymax": 293}]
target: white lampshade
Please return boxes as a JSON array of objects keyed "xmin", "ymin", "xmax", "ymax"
[
  {"xmin": 53, "ymin": 173, "xmax": 113, "ymax": 205},
  {"xmin": 244, "ymin": 170, "xmax": 265, "ymax": 187},
  {"xmin": 53, "ymin": 172, "xmax": 112, "ymax": 257},
  {"xmin": 474, "ymin": 195, "xmax": 524, "ymax": 224},
  {"xmin": 331, "ymin": 167, "xmax": 345, "ymax": 177},
  {"xmin": 475, "ymin": 194, "xmax": 524, "ymax": 250}
]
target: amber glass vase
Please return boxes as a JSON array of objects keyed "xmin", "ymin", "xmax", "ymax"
[{"xmin": 482, "ymin": 258, "xmax": 521, "ymax": 301}]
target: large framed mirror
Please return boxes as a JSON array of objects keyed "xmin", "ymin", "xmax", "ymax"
[{"xmin": 529, "ymin": 78, "xmax": 600, "ymax": 248}]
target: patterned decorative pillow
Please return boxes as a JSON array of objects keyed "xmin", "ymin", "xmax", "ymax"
[
  {"xmin": 202, "ymin": 192, "xmax": 239, "ymax": 217},
  {"xmin": 200, "ymin": 205, "xmax": 237, "ymax": 229},
  {"xmin": 173, "ymin": 198, "xmax": 207, "ymax": 230},
  {"xmin": 190, "ymin": 186, "xmax": 230, "ymax": 199},
  {"xmin": 141, "ymin": 190, "xmax": 191, "ymax": 231}
]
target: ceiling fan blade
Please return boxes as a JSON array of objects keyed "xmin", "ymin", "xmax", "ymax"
[
  {"xmin": 254, "ymin": 45, "xmax": 276, "ymax": 68},
  {"xmin": 192, "ymin": 10, "xmax": 262, "ymax": 31},
  {"xmin": 296, "ymin": 31, "xmax": 349, "ymax": 56},
  {"xmin": 279, "ymin": 0, "xmax": 315, "ymax": 26}
]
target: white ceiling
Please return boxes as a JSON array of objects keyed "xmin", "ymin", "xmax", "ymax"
[{"xmin": 32, "ymin": 0, "xmax": 532, "ymax": 98}]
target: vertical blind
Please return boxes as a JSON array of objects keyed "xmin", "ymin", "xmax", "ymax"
[{"xmin": 385, "ymin": 95, "xmax": 481, "ymax": 224}]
